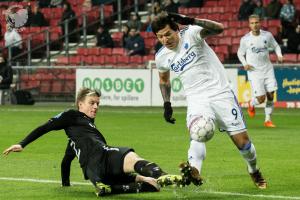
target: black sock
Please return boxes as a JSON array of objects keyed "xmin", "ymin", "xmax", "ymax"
[
  {"xmin": 111, "ymin": 182, "xmax": 158, "ymax": 194},
  {"xmin": 134, "ymin": 160, "xmax": 167, "ymax": 179},
  {"xmin": 111, "ymin": 182, "xmax": 140, "ymax": 194}
]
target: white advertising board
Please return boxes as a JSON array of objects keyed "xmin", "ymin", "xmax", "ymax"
[
  {"xmin": 76, "ymin": 69, "xmax": 151, "ymax": 106},
  {"xmin": 151, "ymin": 68, "xmax": 238, "ymax": 107}
]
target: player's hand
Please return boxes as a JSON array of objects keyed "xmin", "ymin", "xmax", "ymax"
[
  {"xmin": 244, "ymin": 65, "xmax": 254, "ymax": 71},
  {"xmin": 3, "ymin": 144, "xmax": 23, "ymax": 156},
  {"xmin": 167, "ymin": 12, "xmax": 195, "ymax": 25},
  {"xmin": 163, "ymin": 102, "xmax": 176, "ymax": 124},
  {"xmin": 278, "ymin": 56, "xmax": 283, "ymax": 63}
]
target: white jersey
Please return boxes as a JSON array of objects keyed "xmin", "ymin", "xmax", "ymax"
[
  {"xmin": 155, "ymin": 25, "xmax": 231, "ymax": 98},
  {"xmin": 237, "ymin": 30, "xmax": 282, "ymax": 74}
]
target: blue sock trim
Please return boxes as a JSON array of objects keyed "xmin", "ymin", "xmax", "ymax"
[{"xmin": 240, "ymin": 141, "xmax": 252, "ymax": 151}]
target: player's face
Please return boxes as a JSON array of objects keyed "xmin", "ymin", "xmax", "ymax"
[
  {"xmin": 156, "ymin": 24, "xmax": 179, "ymax": 50},
  {"xmin": 249, "ymin": 18, "xmax": 261, "ymax": 33},
  {"xmin": 78, "ymin": 95, "xmax": 100, "ymax": 119}
]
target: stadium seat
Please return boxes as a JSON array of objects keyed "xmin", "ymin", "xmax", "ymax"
[
  {"xmin": 112, "ymin": 48, "xmax": 125, "ymax": 55},
  {"xmin": 143, "ymin": 55, "xmax": 155, "ymax": 63},
  {"xmin": 269, "ymin": 54, "xmax": 277, "ymax": 62},
  {"xmin": 105, "ymin": 56, "xmax": 117, "ymax": 65},
  {"xmin": 69, "ymin": 56, "xmax": 81, "ymax": 65},
  {"xmin": 77, "ymin": 48, "xmax": 88, "ymax": 56},
  {"xmin": 284, "ymin": 54, "xmax": 298, "ymax": 63},
  {"xmin": 88, "ymin": 48, "xmax": 100, "ymax": 55},
  {"xmin": 129, "ymin": 56, "xmax": 143, "ymax": 65},
  {"xmin": 56, "ymin": 57, "xmax": 69, "ymax": 65},
  {"xmin": 93, "ymin": 56, "xmax": 105, "ymax": 65},
  {"xmin": 218, "ymin": 37, "xmax": 232, "ymax": 46},
  {"xmin": 64, "ymin": 80, "xmax": 75, "ymax": 93},
  {"xmin": 212, "ymin": 7, "xmax": 224, "ymax": 13},
  {"xmin": 51, "ymin": 81, "xmax": 63, "ymax": 93},
  {"xmin": 268, "ymin": 19, "xmax": 281, "ymax": 27},
  {"xmin": 81, "ymin": 56, "xmax": 94, "ymax": 65},
  {"xmin": 100, "ymin": 48, "xmax": 112, "ymax": 55},
  {"xmin": 40, "ymin": 81, "xmax": 51, "ymax": 94},
  {"xmin": 298, "ymin": 54, "xmax": 300, "ymax": 62},
  {"xmin": 117, "ymin": 56, "xmax": 129, "ymax": 65}
]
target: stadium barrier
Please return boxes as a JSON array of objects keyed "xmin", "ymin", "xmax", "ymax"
[{"xmin": 76, "ymin": 64, "xmax": 300, "ymax": 107}]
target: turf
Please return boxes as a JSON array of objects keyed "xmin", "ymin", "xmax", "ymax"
[{"xmin": 0, "ymin": 105, "xmax": 299, "ymax": 200}]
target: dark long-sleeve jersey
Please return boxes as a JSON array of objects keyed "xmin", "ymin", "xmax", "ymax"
[{"xmin": 19, "ymin": 109, "xmax": 107, "ymax": 174}]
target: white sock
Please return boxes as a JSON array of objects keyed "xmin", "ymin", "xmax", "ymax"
[
  {"xmin": 250, "ymin": 97, "xmax": 260, "ymax": 107},
  {"xmin": 188, "ymin": 140, "xmax": 206, "ymax": 174},
  {"xmin": 239, "ymin": 142, "xmax": 258, "ymax": 173},
  {"xmin": 265, "ymin": 100, "xmax": 274, "ymax": 122}
]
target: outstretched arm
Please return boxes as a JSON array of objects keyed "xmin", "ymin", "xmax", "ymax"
[{"xmin": 167, "ymin": 12, "xmax": 224, "ymax": 38}]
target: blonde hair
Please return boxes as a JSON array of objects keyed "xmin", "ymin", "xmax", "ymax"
[
  {"xmin": 249, "ymin": 14, "xmax": 260, "ymax": 21},
  {"xmin": 76, "ymin": 88, "xmax": 101, "ymax": 109}
]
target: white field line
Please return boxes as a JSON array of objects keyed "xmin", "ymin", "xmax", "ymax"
[
  {"xmin": 0, "ymin": 177, "xmax": 300, "ymax": 199},
  {"xmin": 0, "ymin": 108, "xmax": 299, "ymax": 116}
]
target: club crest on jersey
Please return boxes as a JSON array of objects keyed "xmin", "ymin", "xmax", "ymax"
[
  {"xmin": 170, "ymin": 51, "xmax": 196, "ymax": 72},
  {"xmin": 184, "ymin": 43, "xmax": 189, "ymax": 49}
]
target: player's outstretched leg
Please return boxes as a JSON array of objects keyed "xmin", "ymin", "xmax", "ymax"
[
  {"xmin": 157, "ymin": 174, "xmax": 185, "ymax": 187},
  {"xmin": 249, "ymin": 169, "xmax": 267, "ymax": 189},
  {"xmin": 179, "ymin": 161, "xmax": 203, "ymax": 186}
]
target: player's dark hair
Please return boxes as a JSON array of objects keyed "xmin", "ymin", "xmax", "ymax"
[
  {"xmin": 76, "ymin": 88, "xmax": 101, "ymax": 109},
  {"xmin": 151, "ymin": 11, "xmax": 179, "ymax": 35}
]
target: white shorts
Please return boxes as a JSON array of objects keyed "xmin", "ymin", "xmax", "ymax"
[
  {"xmin": 248, "ymin": 68, "xmax": 277, "ymax": 97},
  {"xmin": 186, "ymin": 91, "xmax": 247, "ymax": 136}
]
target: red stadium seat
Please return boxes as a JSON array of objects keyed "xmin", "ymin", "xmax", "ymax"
[
  {"xmin": 143, "ymin": 55, "xmax": 155, "ymax": 63},
  {"xmin": 232, "ymin": 37, "xmax": 241, "ymax": 45},
  {"xmin": 88, "ymin": 48, "xmax": 100, "ymax": 55},
  {"xmin": 99, "ymin": 48, "xmax": 112, "ymax": 55},
  {"xmin": 230, "ymin": 44, "xmax": 239, "ymax": 55},
  {"xmin": 218, "ymin": 37, "xmax": 232, "ymax": 46},
  {"xmin": 298, "ymin": 54, "xmax": 300, "ymax": 62},
  {"xmin": 284, "ymin": 54, "xmax": 298, "ymax": 63},
  {"xmin": 104, "ymin": 56, "xmax": 117, "ymax": 65},
  {"xmin": 69, "ymin": 56, "xmax": 81, "ymax": 65},
  {"xmin": 64, "ymin": 81, "xmax": 75, "ymax": 93},
  {"xmin": 77, "ymin": 48, "xmax": 88, "ymax": 55},
  {"xmin": 117, "ymin": 56, "xmax": 129, "ymax": 65},
  {"xmin": 93, "ymin": 56, "xmax": 105, "ymax": 65},
  {"xmin": 178, "ymin": 7, "xmax": 189, "ymax": 15},
  {"xmin": 81, "ymin": 56, "xmax": 94, "ymax": 65},
  {"xmin": 56, "ymin": 57, "xmax": 69, "ymax": 65},
  {"xmin": 112, "ymin": 48, "xmax": 125, "ymax": 55},
  {"xmin": 129, "ymin": 56, "xmax": 143, "ymax": 65},
  {"xmin": 212, "ymin": 7, "xmax": 224, "ymax": 13},
  {"xmin": 51, "ymin": 81, "xmax": 63, "ymax": 93},
  {"xmin": 268, "ymin": 19, "xmax": 281, "ymax": 27},
  {"xmin": 269, "ymin": 54, "xmax": 277, "ymax": 62}
]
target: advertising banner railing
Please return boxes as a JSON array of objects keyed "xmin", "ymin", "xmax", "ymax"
[
  {"xmin": 76, "ymin": 69, "xmax": 151, "ymax": 106},
  {"xmin": 76, "ymin": 68, "xmax": 238, "ymax": 106}
]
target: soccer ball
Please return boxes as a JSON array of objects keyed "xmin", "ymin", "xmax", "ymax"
[{"xmin": 189, "ymin": 117, "xmax": 215, "ymax": 142}]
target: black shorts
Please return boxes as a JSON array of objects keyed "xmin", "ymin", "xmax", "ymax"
[{"xmin": 85, "ymin": 146, "xmax": 134, "ymax": 185}]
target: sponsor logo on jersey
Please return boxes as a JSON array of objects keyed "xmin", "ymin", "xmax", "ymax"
[
  {"xmin": 170, "ymin": 51, "xmax": 196, "ymax": 72},
  {"xmin": 251, "ymin": 46, "xmax": 267, "ymax": 53},
  {"xmin": 89, "ymin": 122, "xmax": 96, "ymax": 128}
]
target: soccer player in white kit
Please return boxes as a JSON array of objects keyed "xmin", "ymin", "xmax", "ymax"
[
  {"xmin": 151, "ymin": 12, "xmax": 267, "ymax": 189},
  {"xmin": 238, "ymin": 14, "xmax": 283, "ymax": 128}
]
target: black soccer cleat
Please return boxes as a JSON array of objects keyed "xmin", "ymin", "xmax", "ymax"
[{"xmin": 179, "ymin": 161, "xmax": 203, "ymax": 186}]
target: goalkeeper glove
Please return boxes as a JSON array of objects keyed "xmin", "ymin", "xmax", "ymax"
[
  {"xmin": 168, "ymin": 12, "xmax": 195, "ymax": 25},
  {"xmin": 164, "ymin": 102, "xmax": 176, "ymax": 124}
]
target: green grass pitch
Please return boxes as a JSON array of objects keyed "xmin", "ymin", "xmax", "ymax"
[{"xmin": 0, "ymin": 105, "xmax": 299, "ymax": 200}]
